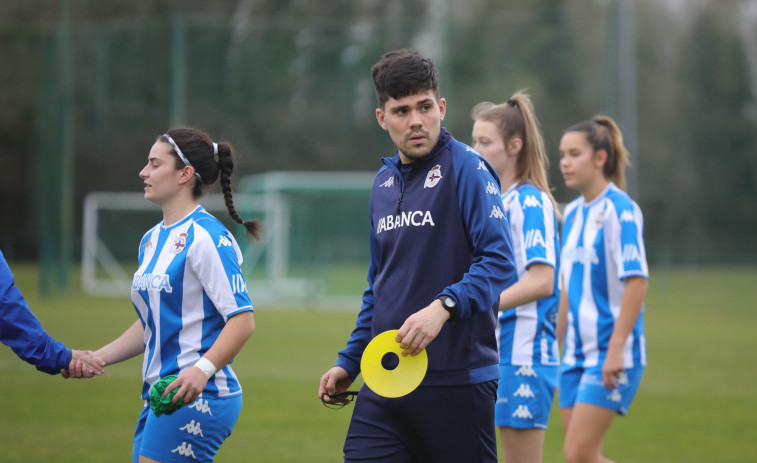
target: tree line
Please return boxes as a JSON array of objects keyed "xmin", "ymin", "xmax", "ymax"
[{"xmin": 0, "ymin": 0, "xmax": 755, "ymax": 265}]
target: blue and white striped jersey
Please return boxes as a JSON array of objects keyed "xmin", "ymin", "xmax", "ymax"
[
  {"xmin": 131, "ymin": 206, "xmax": 253, "ymax": 400},
  {"xmin": 497, "ymin": 182, "xmax": 560, "ymax": 366},
  {"xmin": 560, "ymin": 183, "xmax": 648, "ymax": 369}
]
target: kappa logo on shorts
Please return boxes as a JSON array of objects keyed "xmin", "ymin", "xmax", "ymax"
[
  {"xmin": 513, "ymin": 383, "xmax": 535, "ymax": 398},
  {"xmin": 514, "ymin": 365, "xmax": 538, "ymax": 377},
  {"xmin": 188, "ymin": 399, "xmax": 213, "ymax": 415},
  {"xmin": 580, "ymin": 374, "xmax": 605, "ymax": 387},
  {"xmin": 424, "ymin": 165, "xmax": 443, "ymax": 188},
  {"xmin": 607, "ymin": 389, "xmax": 622, "ymax": 402},
  {"xmin": 171, "ymin": 442, "xmax": 197, "ymax": 459},
  {"xmin": 512, "ymin": 405, "xmax": 533, "ymax": 419},
  {"xmin": 180, "ymin": 420, "xmax": 204, "ymax": 437}
]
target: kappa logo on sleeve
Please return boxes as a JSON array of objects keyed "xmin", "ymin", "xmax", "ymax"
[
  {"xmin": 485, "ymin": 181, "xmax": 500, "ymax": 195},
  {"xmin": 477, "ymin": 159, "xmax": 487, "ymax": 171},
  {"xmin": 217, "ymin": 235, "xmax": 233, "ymax": 248},
  {"xmin": 489, "ymin": 205, "xmax": 506, "ymax": 219},
  {"xmin": 620, "ymin": 210, "xmax": 634, "ymax": 222},
  {"xmin": 380, "ymin": 176, "xmax": 394, "ymax": 188},
  {"xmin": 424, "ymin": 165, "xmax": 443, "ymax": 188}
]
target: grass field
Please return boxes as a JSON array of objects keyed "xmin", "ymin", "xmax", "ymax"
[{"xmin": 1, "ymin": 265, "xmax": 756, "ymax": 462}]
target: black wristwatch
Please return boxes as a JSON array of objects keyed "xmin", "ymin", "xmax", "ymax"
[{"xmin": 437, "ymin": 295, "xmax": 458, "ymax": 321}]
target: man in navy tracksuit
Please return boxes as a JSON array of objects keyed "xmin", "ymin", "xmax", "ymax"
[{"xmin": 319, "ymin": 49, "xmax": 514, "ymax": 462}]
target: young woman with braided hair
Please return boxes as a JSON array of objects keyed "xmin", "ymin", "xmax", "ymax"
[
  {"xmin": 68, "ymin": 126, "xmax": 261, "ymax": 462},
  {"xmin": 556, "ymin": 116, "xmax": 648, "ymax": 463},
  {"xmin": 471, "ymin": 90, "xmax": 560, "ymax": 463}
]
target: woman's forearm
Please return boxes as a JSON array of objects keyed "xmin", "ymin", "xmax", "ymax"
[
  {"xmin": 96, "ymin": 320, "xmax": 145, "ymax": 366},
  {"xmin": 498, "ymin": 263, "xmax": 555, "ymax": 311},
  {"xmin": 200, "ymin": 311, "xmax": 255, "ymax": 370}
]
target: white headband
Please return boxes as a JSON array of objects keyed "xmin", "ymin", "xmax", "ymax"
[
  {"xmin": 163, "ymin": 133, "xmax": 203, "ymax": 183},
  {"xmin": 213, "ymin": 142, "xmax": 218, "ymax": 156}
]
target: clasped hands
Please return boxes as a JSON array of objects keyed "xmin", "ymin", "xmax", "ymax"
[{"xmin": 60, "ymin": 350, "xmax": 106, "ymax": 379}]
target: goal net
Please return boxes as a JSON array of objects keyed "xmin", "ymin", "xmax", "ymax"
[{"xmin": 82, "ymin": 171, "xmax": 375, "ymax": 309}]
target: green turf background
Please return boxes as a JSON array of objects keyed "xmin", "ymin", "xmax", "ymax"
[{"xmin": 1, "ymin": 265, "xmax": 755, "ymax": 462}]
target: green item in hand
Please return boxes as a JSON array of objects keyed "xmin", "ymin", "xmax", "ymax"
[{"xmin": 149, "ymin": 375, "xmax": 185, "ymax": 417}]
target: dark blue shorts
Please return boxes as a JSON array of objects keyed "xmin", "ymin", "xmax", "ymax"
[{"xmin": 343, "ymin": 381, "xmax": 498, "ymax": 463}]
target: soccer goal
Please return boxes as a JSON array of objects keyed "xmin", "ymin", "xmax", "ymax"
[{"xmin": 82, "ymin": 171, "xmax": 376, "ymax": 309}]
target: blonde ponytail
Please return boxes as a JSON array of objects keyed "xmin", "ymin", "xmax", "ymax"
[{"xmin": 472, "ymin": 90, "xmax": 559, "ymax": 215}]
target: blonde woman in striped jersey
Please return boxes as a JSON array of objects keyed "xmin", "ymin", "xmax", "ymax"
[{"xmin": 472, "ymin": 90, "xmax": 560, "ymax": 463}]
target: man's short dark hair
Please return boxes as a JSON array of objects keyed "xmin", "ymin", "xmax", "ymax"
[{"xmin": 371, "ymin": 49, "xmax": 440, "ymax": 108}]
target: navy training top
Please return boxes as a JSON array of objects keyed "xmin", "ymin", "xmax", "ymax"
[
  {"xmin": 0, "ymin": 250, "xmax": 71, "ymax": 374},
  {"xmin": 336, "ymin": 129, "xmax": 515, "ymax": 386}
]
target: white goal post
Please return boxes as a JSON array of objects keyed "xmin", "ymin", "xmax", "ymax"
[
  {"xmin": 81, "ymin": 171, "xmax": 376, "ymax": 308},
  {"xmin": 81, "ymin": 191, "xmax": 264, "ymax": 297}
]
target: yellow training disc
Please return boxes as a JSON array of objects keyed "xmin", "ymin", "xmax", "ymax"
[{"xmin": 360, "ymin": 330, "xmax": 428, "ymax": 398}]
